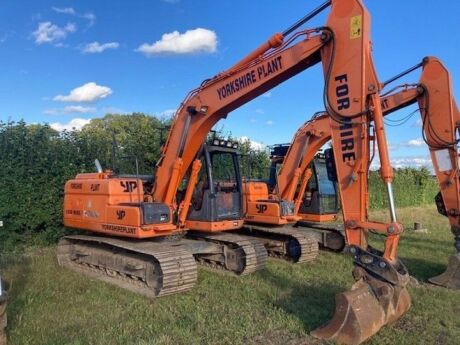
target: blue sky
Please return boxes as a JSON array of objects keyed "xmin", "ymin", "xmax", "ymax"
[{"xmin": 0, "ymin": 0, "xmax": 459, "ymax": 168}]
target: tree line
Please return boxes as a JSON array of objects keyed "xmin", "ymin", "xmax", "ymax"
[{"xmin": 0, "ymin": 114, "xmax": 438, "ymax": 251}]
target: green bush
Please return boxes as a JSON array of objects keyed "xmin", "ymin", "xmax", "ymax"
[
  {"xmin": 0, "ymin": 117, "xmax": 439, "ymax": 251},
  {"xmin": 368, "ymin": 167, "xmax": 438, "ymax": 209},
  {"xmin": 0, "ymin": 114, "xmax": 168, "ymax": 251}
]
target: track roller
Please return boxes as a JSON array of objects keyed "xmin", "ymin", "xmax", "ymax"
[
  {"xmin": 57, "ymin": 235, "xmax": 197, "ymax": 298},
  {"xmin": 238, "ymin": 225, "xmax": 319, "ymax": 263},
  {"xmin": 187, "ymin": 232, "xmax": 267, "ymax": 275}
]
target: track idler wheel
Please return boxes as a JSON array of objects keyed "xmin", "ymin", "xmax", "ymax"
[
  {"xmin": 311, "ymin": 267, "xmax": 411, "ymax": 345},
  {"xmin": 428, "ymin": 254, "xmax": 460, "ymax": 289}
]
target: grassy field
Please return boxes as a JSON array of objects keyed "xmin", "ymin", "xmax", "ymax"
[{"xmin": 1, "ymin": 205, "xmax": 459, "ymax": 345}]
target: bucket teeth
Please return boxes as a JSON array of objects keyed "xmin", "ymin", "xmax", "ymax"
[
  {"xmin": 311, "ymin": 268, "xmax": 411, "ymax": 345},
  {"xmin": 428, "ymin": 254, "xmax": 460, "ymax": 289}
]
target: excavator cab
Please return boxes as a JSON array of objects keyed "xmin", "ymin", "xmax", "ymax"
[
  {"xmin": 298, "ymin": 151, "xmax": 339, "ymax": 222},
  {"xmin": 267, "ymin": 145, "xmax": 339, "ymax": 222},
  {"xmin": 185, "ymin": 140, "xmax": 244, "ymax": 231}
]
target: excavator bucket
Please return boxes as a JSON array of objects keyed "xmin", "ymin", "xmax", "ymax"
[
  {"xmin": 311, "ymin": 268, "xmax": 411, "ymax": 345},
  {"xmin": 428, "ymin": 254, "xmax": 460, "ymax": 289}
]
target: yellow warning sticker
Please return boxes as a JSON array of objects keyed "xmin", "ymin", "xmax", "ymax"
[{"xmin": 350, "ymin": 15, "xmax": 362, "ymax": 39}]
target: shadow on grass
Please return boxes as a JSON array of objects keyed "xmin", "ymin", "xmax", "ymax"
[
  {"xmin": 400, "ymin": 255, "xmax": 450, "ymax": 282},
  {"xmin": 257, "ymin": 268, "xmax": 345, "ymax": 332}
]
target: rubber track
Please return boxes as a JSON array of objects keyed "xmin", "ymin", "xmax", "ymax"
[
  {"xmin": 57, "ymin": 235, "xmax": 197, "ymax": 298},
  {"xmin": 244, "ymin": 226, "xmax": 319, "ymax": 264},
  {"xmin": 189, "ymin": 233, "xmax": 267, "ymax": 275}
]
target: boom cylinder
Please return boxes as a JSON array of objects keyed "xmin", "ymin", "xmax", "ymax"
[
  {"xmin": 229, "ymin": 33, "xmax": 284, "ymax": 73},
  {"xmin": 371, "ymin": 93, "xmax": 397, "ymax": 222}
]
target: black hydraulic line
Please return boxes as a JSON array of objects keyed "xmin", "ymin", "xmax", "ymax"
[
  {"xmin": 382, "ymin": 61, "xmax": 424, "ymax": 88},
  {"xmin": 282, "ymin": 0, "xmax": 332, "ymax": 36}
]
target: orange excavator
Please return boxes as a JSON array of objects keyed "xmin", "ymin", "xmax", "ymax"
[
  {"xmin": 375, "ymin": 57, "xmax": 460, "ymax": 290},
  {"xmin": 60, "ymin": 0, "xmax": 414, "ymax": 343},
  {"xmin": 247, "ymin": 56, "xmax": 460, "ymax": 293}
]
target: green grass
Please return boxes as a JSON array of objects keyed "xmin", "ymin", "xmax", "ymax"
[{"xmin": 1, "ymin": 205, "xmax": 459, "ymax": 345}]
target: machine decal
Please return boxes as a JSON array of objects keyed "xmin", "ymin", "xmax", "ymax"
[
  {"xmin": 101, "ymin": 224, "xmax": 136, "ymax": 234},
  {"xmin": 217, "ymin": 56, "xmax": 283, "ymax": 100},
  {"xmin": 120, "ymin": 181, "xmax": 137, "ymax": 192},
  {"xmin": 335, "ymin": 74, "xmax": 350, "ymax": 110},
  {"xmin": 339, "ymin": 118, "xmax": 356, "ymax": 162},
  {"xmin": 90, "ymin": 183, "xmax": 100, "ymax": 192},
  {"xmin": 65, "ymin": 209, "xmax": 82, "ymax": 216},
  {"xmin": 350, "ymin": 15, "xmax": 362, "ymax": 39},
  {"xmin": 434, "ymin": 149, "xmax": 453, "ymax": 172},
  {"xmin": 70, "ymin": 183, "xmax": 82, "ymax": 189},
  {"xmin": 256, "ymin": 204, "xmax": 268, "ymax": 214},
  {"xmin": 116, "ymin": 210, "xmax": 126, "ymax": 220}
]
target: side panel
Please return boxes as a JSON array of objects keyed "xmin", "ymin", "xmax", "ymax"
[{"xmin": 64, "ymin": 176, "xmax": 175, "ymax": 238}]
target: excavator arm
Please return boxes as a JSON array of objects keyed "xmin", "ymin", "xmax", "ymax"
[
  {"xmin": 373, "ymin": 57, "xmax": 460, "ymax": 288},
  {"xmin": 268, "ymin": 57, "xmax": 459, "ymax": 343},
  {"xmin": 153, "ymin": 0, "xmax": 382, "ymax": 230},
  {"xmin": 277, "ymin": 85, "xmax": 423, "ymax": 213},
  {"xmin": 412, "ymin": 58, "xmax": 460, "ymax": 288}
]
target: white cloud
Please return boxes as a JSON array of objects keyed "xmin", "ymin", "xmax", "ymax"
[
  {"xmin": 82, "ymin": 12, "xmax": 96, "ymax": 27},
  {"xmin": 250, "ymin": 118, "xmax": 257, "ymax": 123},
  {"xmin": 370, "ymin": 155, "xmax": 432, "ymax": 171},
  {"xmin": 412, "ymin": 118, "xmax": 423, "ymax": 128},
  {"xmin": 53, "ymin": 82, "xmax": 113, "ymax": 103},
  {"xmin": 52, "ymin": 7, "xmax": 96, "ymax": 28},
  {"xmin": 63, "ymin": 105, "xmax": 96, "ymax": 113},
  {"xmin": 255, "ymin": 108, "xmax": 264, "ymax": 114},
  {"xmin": 50, "ymin": 118, "xmax": 91, "ymax": 131},
  {"xmin": 265, "ymin": 120, "xmax": 274, "ymax": 125},
  {"xmin": 389, "ymin": 137, "xmax": 426, "ymax": 150},
  {"xmin": 44, "ymin": 106, "xmax": 96, "ymax": 115},
  {"xmin": 43, "ymin": 108, "xmax": 58, "ymax": 115},
  {"xmin": 52, "ymin": 7, "xmax": 76, "ymax": 15},
  {"xmin": 0, "ymin": 30, "xmax": 13, "ymax": 43},
  {"xmin": 239, "ymin": 136, "xmax": 265, "ymax": 151},
  {"xmin": 137, "ymin": 28, "xmax": 217, "ymax": 56},
  {"xmin": 407, "ymin": 138, "xmax": 424, "ymax": 147},
  {"xmin": 82, "ymin": 41, "xmax": 119, "ymax": 54},
  {"xmin": 32, "ymin": 21, "xmax": 76, "ymax": 44},
  {"xmin": 261, "ymin": 91, "xmax": 272, "ymax": 98}
]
